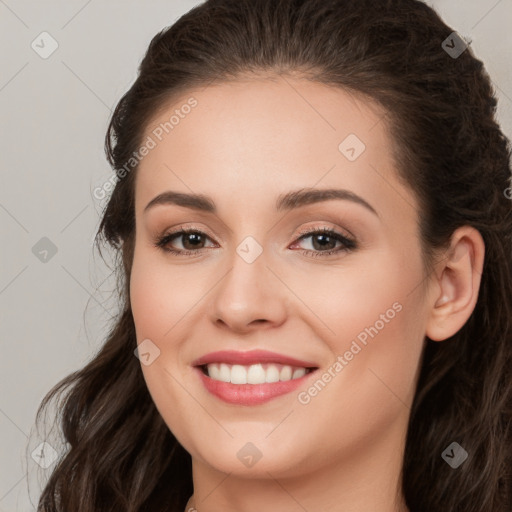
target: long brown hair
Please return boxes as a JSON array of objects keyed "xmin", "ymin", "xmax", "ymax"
[{"xmin": 36, "ymin": 0, "xmax": 512, "ymax": 510}]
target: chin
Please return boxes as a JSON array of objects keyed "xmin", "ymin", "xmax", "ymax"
[{"xmin": 186, "ymin": 433, "xmax": 312, "ymax": 478}]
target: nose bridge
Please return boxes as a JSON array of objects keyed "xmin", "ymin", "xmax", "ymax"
[
  {"xmin": 210, "ymin": 229, "xmax": 288, "ymax": 329},
  {"xmin": 222, "ymin": 232, "xmax": 273, "ymax": 301}
]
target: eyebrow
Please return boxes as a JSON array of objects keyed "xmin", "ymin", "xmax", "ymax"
[{"xmin": 143, "ymin": 188, "xmax": 378, "ymax": 217}]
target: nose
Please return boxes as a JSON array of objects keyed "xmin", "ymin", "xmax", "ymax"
[{"xmin": 208, "ymin": 248, "xmax": 288, "ymax": 334}]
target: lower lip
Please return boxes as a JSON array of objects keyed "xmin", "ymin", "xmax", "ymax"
[{"xmin": 195, "ymin": 367, "xmax": 315, "ymax": 405}]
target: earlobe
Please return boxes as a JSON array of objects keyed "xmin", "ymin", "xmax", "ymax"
[{"xmin": 425, "ymin": 226, "xmax": 485, "ymax": 342}]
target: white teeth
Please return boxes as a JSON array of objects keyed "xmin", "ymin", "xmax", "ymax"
[
  {"xmin": 205, "ymin": 363, "xmax": 312, "ymax": 384},
  {"xmin": 279, "ymin": 365, "xmax": 292, "ymax": 381},
  {"xmin": 218, "ymin": 363, "xmax": 231, "ymax": 382},
  {"xmin": 208, "ymin": 363, "xmax": 221, "ymax": 381},
  {"xmin": 247, "ymin": 364, "xmax": 266, "ymax": 384},
  {"xmin": 266, "ymin": 365, "xmax": 280, "ymax": 383},
  {"xmin": 292, "ymin": 367, "xmax": 306, "ymax": 379},
  {"xmin": 230, "ymin": 364, "xmax": 247, "ymax": 384}
]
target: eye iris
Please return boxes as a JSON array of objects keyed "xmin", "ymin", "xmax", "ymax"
[
  {"xmin": 312, "ymin": 233, "xmax": 336, "ymax": 251},
  {"xmin": 182, "ymin": 232, "xmax": 204, "ymax": 250}
]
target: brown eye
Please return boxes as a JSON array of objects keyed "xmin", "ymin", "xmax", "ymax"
[
  {"xmin": 154, "ymin": 228, "xmax": 216, "ymax": 255},
  {"xmin": 291, "ymin": 228, "xmax": 357, "ymax": 258}
]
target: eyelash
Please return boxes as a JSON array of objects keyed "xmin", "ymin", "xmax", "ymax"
[{"xmin": 153, "ymin": 225, "xmax": 357, "ymax": 258}]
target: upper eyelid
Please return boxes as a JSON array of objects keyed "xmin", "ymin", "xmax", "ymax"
[
  {"xmin": 296, "ymin": 225, "xmax": 354, "ymax": 240},
  {"xmin": 164, "ymin": 224, "xmax": 352, "ymax": 238},
  {"xmin": 163, "ymin": 225, "xmax": 355, "ymax": 246}
]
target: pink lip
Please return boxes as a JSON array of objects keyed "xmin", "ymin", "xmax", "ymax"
[
  {"xmin": 191, "ymin": 350, "xmax": 319, "ymax": 405},
  {"xmin": 195, "ymin": 368, "xmax": 316, "ymax": 405},
  {"xmin": 191, "ymin": 349, "xmax": 318, "ymax": 368}
]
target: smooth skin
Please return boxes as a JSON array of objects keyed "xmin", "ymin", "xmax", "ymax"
[{"xmin": 129, "ymin": 74, "xmax": 485, "ymax": 512}]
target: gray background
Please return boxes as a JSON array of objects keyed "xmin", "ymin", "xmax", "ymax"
[{"xmin": 1, "ymin": 1, "xmax": 511, "ymax": 510}]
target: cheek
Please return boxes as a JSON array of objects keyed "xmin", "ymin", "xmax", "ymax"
[
  {"xmin": 299, "ymin": 248, "xmax": 426, "ymax": 413},
  {"xmin": 130, "ymin": 261, "xmax": 170, "ymax": 341},
  {"xmin": 313, "ymin": 298, "xmax": 425, "ymax": 435},
  {"xmin": 129, "ymin": 251, "xmax": 199, "ymax": 441},
  {"xmin": 129, "ymin": 248, "xmax": 202, "ymax": 342},
  {"xmin": 288, "ymin": 298, "xmax": 425, "ymax": 473}
]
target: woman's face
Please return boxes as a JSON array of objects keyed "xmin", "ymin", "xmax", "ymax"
[{"xmin": 130, "ymin": 76, "xmax": 432, "ymax": 479}]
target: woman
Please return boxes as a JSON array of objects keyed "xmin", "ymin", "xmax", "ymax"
[{"xmin": 36, "ymin": 0, "xmax": 512, "ymax": 510}]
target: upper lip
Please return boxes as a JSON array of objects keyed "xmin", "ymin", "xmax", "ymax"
[{"xmin": 192, "ymin": 349, "xmax": 318, "ymax": 368}]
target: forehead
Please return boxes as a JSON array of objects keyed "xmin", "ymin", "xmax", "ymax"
[
  {"xmin": 134, "ymin": 76, "xmax": 417, "ymax": 226},
  {"xmin": 142, "ymin": 76, "xmax": 388, "ymax": 163}
]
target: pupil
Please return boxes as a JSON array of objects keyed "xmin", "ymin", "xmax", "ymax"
[
  {"xmin": 184, "ymin": 233, "xmax": 203, "ymax": 249},
  {"xmin": 313, "ymin": 234, "xmax": 334, "ymax": 250},
  {"xmin": 181, "ymin": 233, "xmax": 336, "ymax": 251}
]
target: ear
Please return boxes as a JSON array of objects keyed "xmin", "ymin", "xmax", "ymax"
[{"xmin": 425, "ymin": 226, "xmax": 485, "ymax": 342}]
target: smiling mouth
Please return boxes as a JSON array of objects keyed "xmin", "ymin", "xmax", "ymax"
[{"xmin": 199, "ymin": 362, "xmax": 317, "ymax": 385}]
